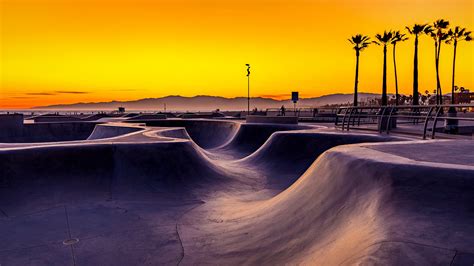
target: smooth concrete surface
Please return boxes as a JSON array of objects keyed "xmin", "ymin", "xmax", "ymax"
[
  {"xmin": 366, "ymin": 140, "xmax": 474, "ymax": 164},
  {"xmin": 211, "ymin": 123, "xmax": 317, "ymax": 159},
  {"xmin": 180, "ymin": 142, "xmax": 474, "ymax": 265},
  {"xmin": 128, "ymin": 119, "xmax": 240, "ymax": 149},
  {"xmin": 238, "ymin": 131, "xmax": 402, "ymax": 189},
  {"xmin": 87, "ymin": 123, "xmax": 144, "ymax": 140},
  {"xmin": 0, "ymin": 119, "xmax": 473, "ymax": 265}
]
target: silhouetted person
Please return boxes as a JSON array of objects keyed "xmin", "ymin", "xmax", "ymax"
[
  {"xmin": 313, "ymin": 108, "xmax": 319, "ymax": 117},
  {"xmin": 280, "ymin": 105, "xmax": 286, "ymax": 116}
]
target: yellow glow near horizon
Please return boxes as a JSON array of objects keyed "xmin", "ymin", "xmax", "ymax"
[{"xmin": 1, "ymin": 0, "xmax": 473, "ymax": 108}]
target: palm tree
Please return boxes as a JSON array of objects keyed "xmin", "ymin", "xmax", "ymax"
[
  {"xmin": 373, "ymin": 31, "xmax": 393, "ymax": 106},
  {"xmin": 446, "ymin": 26, "xmax": 472, "ymax": 104},
  {"xmin": 406, "ymin": 24, "xmax": 432, "ymax": 105},
  {"xmin": 391, "ymin": 31, "xmax": 409, "ymax": 105},
  {"xmin": 429, "ymin": 19, "xmax": 450, "ymax": 105},
  {"xmin": 348, "ymin": 34, "xmax": 371, "ymax": 106}
]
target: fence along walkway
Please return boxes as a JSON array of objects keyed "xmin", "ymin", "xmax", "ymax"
[
  {"xmin": 335, "ymin": 104, "xmax": 474, "ymax": 139},
  {"xmin": 266, "ymin": 107, "xmax": 339, "ymax": 122}
]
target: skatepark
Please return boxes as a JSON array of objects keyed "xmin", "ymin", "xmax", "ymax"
[{"xmin": 0, "ymin": 114, "xmax": 473, "ymax": 265}]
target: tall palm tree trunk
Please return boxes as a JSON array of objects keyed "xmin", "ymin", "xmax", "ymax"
[
  {"xmin": 413, "ymin": 36, "xmax": 419, "ymax": 105},
  {"xmin": 354, "ymin": 50, "xmax": 360, "ymax": 106},
  {"xmin": 393, "ymin": 43, "xmax": 399, "ymax": 105},
  {"xmin": 437, "ymin": 42, "xmax": 443, "ymax": 104},
  {"xmin": 451, "ymin": 40, "xmax": 457, "ymax": 104},
  {"xmin": 382, "ymin": 45, "xmax": 388, "ymax": 106},
  {"xmin": 434, "ymin": 41, "xmax": 440, "ymax": 104},
  {"xmin": 446, "ymin": 39, "xmax": 457, "ymax": 132}
]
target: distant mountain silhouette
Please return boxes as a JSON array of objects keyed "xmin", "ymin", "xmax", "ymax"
[{"xmin": 33, "ymin": 93, "xmax": 381, "ymax": 111}]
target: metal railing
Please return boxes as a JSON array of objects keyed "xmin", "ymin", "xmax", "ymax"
[
  {"xmin": 266, "ymin": 107, "xmax": 339, "ymax": 122},
  {"xmin": 335, "ymin": 104, "xmax": 474, "ymax": 139}
]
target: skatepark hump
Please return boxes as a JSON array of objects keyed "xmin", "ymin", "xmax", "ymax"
[{"xmin": 0, "ymin": 119, "xmax": 473, "ymax": 265}]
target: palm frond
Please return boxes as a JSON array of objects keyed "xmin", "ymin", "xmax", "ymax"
[
  {"xmin": 424, "ymin": 25, "xmax": 433, "ymax": 34},
  {"xmin": 374, "ymin": 31, "xmax": 393, "ymax": 44},
  {"xmin": 407, "ymin": 23, "xmax": 430, "ymax": 35},
  {"xmin": 391, "ymin": 30, "xmax": 409, "ymax": 44},
  {"xmin": 348, "ymin": 34, "xmax": 371, "ymax": 51},
  {"xmin": 463, "ymin": 30, "xmax": 472, "ymax": 41},
  {"xmin": 433, "ymin": 19, "xmax": 450, "ymax": 29}
]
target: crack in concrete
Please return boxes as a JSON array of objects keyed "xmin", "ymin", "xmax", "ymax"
[
  {"xmin": 64, "ymin": 206, "xmax": 77, "ymax": 266},
  {"xmin": 175, "ymin": 223, "xmax": 185, "ymax": 266},
  {"xmin": 175, "ymin": 202, "xmax": 205, "ymax": 266},
  {"xmin": 3, "ymin": 205, "xmax": 63, "ymax": 218},
  {"xmin": 449, "ymin": 249, "xmax": 457, "ymax": 266}
]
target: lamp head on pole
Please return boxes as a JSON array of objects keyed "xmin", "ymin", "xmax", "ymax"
[{"xmin": 245, "ymin": 64, "xmax": 250, "ymax": 76}]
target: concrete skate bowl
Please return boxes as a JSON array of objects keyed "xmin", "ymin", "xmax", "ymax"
[
  {"xmin": 127, "ymin": 119, "xmax": 240, "ymax": 149},
  {"xmin": 131, "ymin": 119, "xmax": 317, "ymax": 156},
  {"xmin": 1, "ymin": 118, "xmax": 473, "ymax": 265},
  {"xmin": 0, "ymin": 139, "xmax": 235, "ymax": 215},
  {"xmin": 239, "ymin": 131, "xmax": 401, "ymax": 189},
  {"xmin": 179, "ymin": 141, "xmax": 474, "ymax": 265},
  {"xmin": 0, "ymin": 134, "xmax": 248, "ymax": 265},
  {"xmin": 213, "ymin": 123, "xmax": 316, "ymax": 158}
]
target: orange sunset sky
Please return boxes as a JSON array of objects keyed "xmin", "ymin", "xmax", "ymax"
[{"xmin": 1, "ymin": 0, "xmax": 473, "ymax": 108}]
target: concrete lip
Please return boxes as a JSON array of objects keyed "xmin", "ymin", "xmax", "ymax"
[{"xmin": 0, "ymin": 119, "xmax": 472, "ymax": 265}]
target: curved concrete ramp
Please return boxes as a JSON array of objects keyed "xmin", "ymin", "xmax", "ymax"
[
  {"xmin": 240, "ymin": 131, "xmax": 399, "ymax": 189},
  {"xmin": 0, "ymin": 140, "xmax": 228, "ymax": 216},
  {"xmin": 179, "ymin": 141, "xmax": 474, "ymax": 265},
  {"xmin": 131, "ymin": 119, "xmax": 239, "ymax": 149},
  {"xmin": 156, "ymin": 128, "xmax": 192, "ymax": 140},
  {"xmin": 87, "ymin": 124, "xmax": 144, "ymax": 140},
  {"xmin": 127, "ymin": 120, "xmax": 317, "ymax": 156},
  {"xmin": 212, "ymin": 123, "xmax": 315, "ymax": 158}
]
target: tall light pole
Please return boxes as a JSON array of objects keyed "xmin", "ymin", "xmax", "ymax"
[{"xmin": 246, "ymin": 64, "xmax": 250, "ymax": 115}]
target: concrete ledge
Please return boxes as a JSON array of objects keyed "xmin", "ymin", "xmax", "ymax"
[
  {"xmin": 33, "ymin": 115, "xmax": 83, "ymax": 122},
  {"xmin": 127, "ymin": 114, "xmax": 167, "ymax": 120},
  {"xmin": 180, "ymin": 113, "xmax": 224, "ymax": 119},
  {"xmin": 246, "ymin": 115, "xmax": 298, "ymax": 124},
  {"xmin": 0, "ymin": 122, "xmax": 98, "ymax": 143}
]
